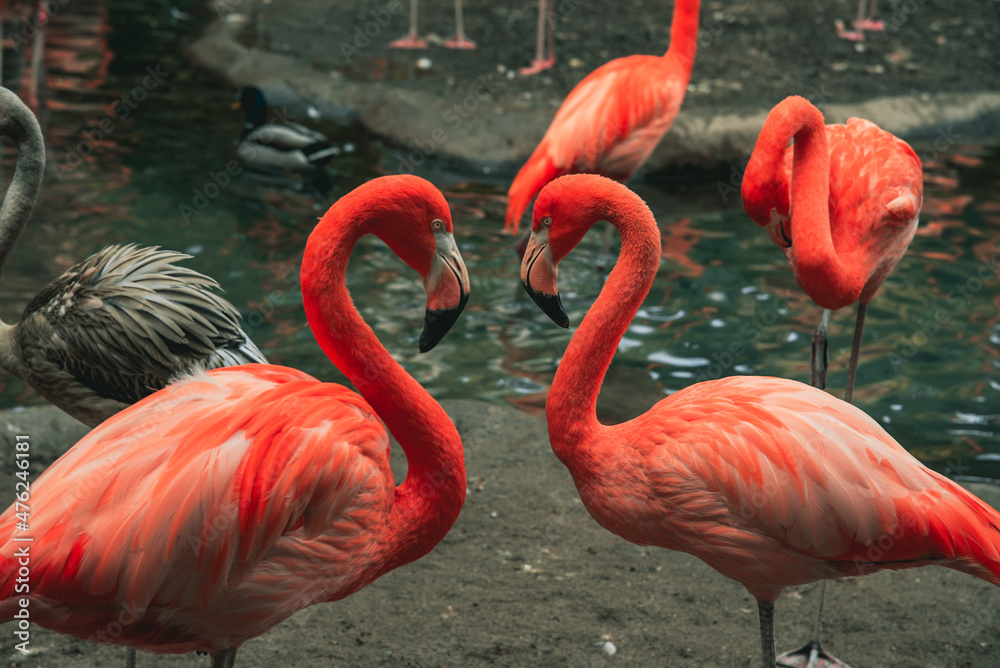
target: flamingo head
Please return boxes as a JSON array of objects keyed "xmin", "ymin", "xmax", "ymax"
[
  {"xmin": 519, "ymin": 175, "xmax": 624, "ymax": 328},
  {"xmin": 742, "ymin": 169, "xmax": 792, "ymax": 250},
  {"xmin": 317, "ymin": 175, "xmax": 470, "ymax": 352}
]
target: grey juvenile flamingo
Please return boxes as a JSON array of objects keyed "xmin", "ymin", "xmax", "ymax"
[{"xmin": 0, "ymin": 86, "xmax": 266, "ymax": 427}]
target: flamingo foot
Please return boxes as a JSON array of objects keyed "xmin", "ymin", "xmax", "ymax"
[
  {"xmin": 835, "ymin": 20, "xmax": 864, "ymax": 41},
  {"xmin": 389, "ymin": 35, "xmax": 428, "ymax": 49},
  {"xmin": 777, "ymin": 640, "xmax": 853, "ymax": 668},
  {"xmin": 443, "ymin": 36, "xmax": 477, "ymax": 49},
  {"xmin": 853, "ymin": 18, "xmax": 885, "ymax": 31},
  {"xmin": 519, "ymin": 57, "xmax": 555, "ymax": 76}
]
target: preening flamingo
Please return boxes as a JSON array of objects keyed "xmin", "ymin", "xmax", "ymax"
[
  {"xmin": 742, "ymin": 95, "xmax": 922, "ymax": 402},
  {"xmin": 390, "ymin": 0, "xmax": 476, "ymax": 50},
  {"xmin": 504, "ymin": 0, "xmax": 700, "ymax": 234},
  {"xmin": 519, "ymin": 174, "xmax": 999, "ymax": 668},
  {"xmin": 0, "ymin": 174, "xmax": 470, "ymax": 667},
  {"xmin": 0, "ymin": 86, "xmax": 266, "ymax": 427}
]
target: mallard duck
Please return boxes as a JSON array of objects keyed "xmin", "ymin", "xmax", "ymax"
[
  {"xmin": 0, "ymin": 86, "xmax": 267, "ymax": 427},
  {"xmin": 235, "ymin": 86, "xmax": 337, "ymax": 172}
]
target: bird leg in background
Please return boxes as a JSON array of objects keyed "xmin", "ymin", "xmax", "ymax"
[
  {"xmin": 853, "ymin": 0, "xmax": 884, "ymax": 31},
  {"xmin": 809, "ymin": 309, "xmax": 831, "ymax": 390},
  {"xmin": 444, "ymin": 0, "xmax": 476, "ymax": 49},
  {"xmin": 520, "ymin": 0, "xmax": 556, "ymax": 75},
  {"xmin": 843, "ymin": 302, "xmax": 867, "ymax": 404},
  {"xmin": 389, "ymin": 0, "xmax": 428, "ymax": 49}
]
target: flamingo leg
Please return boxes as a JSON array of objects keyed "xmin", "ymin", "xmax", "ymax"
[
  {"xmin": 125, "ymin": 647, "xmax": 136, "ymax": 668},
  {"xmin": 211, "ymin": 648, "xmax": 237, "ymax": 668},
  {"xmin": 389, "ymin": 0, "xmax": 428, "ymax": 49},
  {"xmin": 520, "ymin": 0, "xmax": 556, "ymax": 75},
  {"xmin": 758, "ymin": 600, "xmax": 776, "ymax": 668},
  {"xmin": 444, "ymin": 0, "xmax": 476, "ymax": 49},
  {"xmin": 853, "ymin": 0, "xmax": 885, "ymax": 31},
  {"xmin": 809, "ymin": 309, "xmax": 831, "ymax": 390},
  {"xmin": 775, "ymin": 580, "xmax": 854, "ymax": 667},
  {"xmin": 843, "ymin": 302, "xmax": 866, "ymax": 404}
]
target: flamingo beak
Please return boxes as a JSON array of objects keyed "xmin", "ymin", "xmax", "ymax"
[
  {"xmin": 520, "ymin": 229, "xmax": 569, "ymax": 328},
  {"xmin": 420, "ymin": 230, "xmax": 471, "ymax": 352}
]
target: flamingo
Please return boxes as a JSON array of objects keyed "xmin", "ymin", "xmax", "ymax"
[
  {"xmin": 741, "ymin": 95, "xmax": 922, "ymax": 402},
  {"xmin": 0, "ymin": 86, "xmax": 266, "ymax": 427},
  {"xmin": 0, "ymin": 174, "xmax": 470, "ymax": 667},
  {"xmin": 504, "ymin": 0, "xmax": 700, "ymax": 235},
  {"xmin": 518, "ymin": 173, "xmax": 1000, "ymax": 668},
  {"xmin": 519, "ymin": 0, "xmax": 555, "ymax": 76},
  {"xmin": 741, "ymin": 95, "xmax": 922, "ymax": 668},
  {"xmin": 390, "ymin": 0, "xmax": 476, "ymax": 50}
]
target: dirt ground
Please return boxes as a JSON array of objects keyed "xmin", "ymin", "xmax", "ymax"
[{"xmin": 2, "ymin": 403, "xmax": 1000, "ymax": 668}]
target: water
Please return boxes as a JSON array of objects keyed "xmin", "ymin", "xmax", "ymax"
[{"xmin": 2, "ymin": 0, "xmax": 999, "ymax": 481}]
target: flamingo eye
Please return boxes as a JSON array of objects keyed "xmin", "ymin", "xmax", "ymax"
[
  {"xmin": 541, "ymin": 217, "xmax": 552, "ymax": 228},
  {"xmin": 431, "ymin": 219, "xmax": 444, "ymax": 231}
]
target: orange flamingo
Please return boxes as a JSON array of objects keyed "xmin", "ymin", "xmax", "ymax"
[
  {"xmin": 504, "ymin": 0, "xmax": 700, "ymax": 234},
  {"xmin": 742, "ymin": 95, "xmax": 922, "ymax": 401},
  {"xmin": 0, "ymin": 175, "xmax": 470, "ymax": 668},
  {"xmin": 519, "ymin": 174, "xmax": 1000, "ymax": 668}
]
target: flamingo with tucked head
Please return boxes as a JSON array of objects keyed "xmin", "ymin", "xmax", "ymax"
[
  {"xmin": 742, "ymin": 95, "xmax": 922, "ymax": 402},
  {"xmin": 520, "ymin": 174, "xmax": 998, "ymax": 668},
  {"xmin": 0, "ymin": 175, "xmax": 470, "ymax": 667}
]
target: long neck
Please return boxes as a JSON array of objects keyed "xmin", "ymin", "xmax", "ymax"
[
  {"xmin": 300, "ymin": 221, "xmax": 465, "ymax": 573},
  {"xmin": 547, "ymin": 195, "xmax": 661, "ymax": 465},
  {"xmin": 749, "ymin": 97, "xmax": 864, "ymax": 308},
  {"xmin": 664, "ymin": 0, "xmax": 700, "ymax": 84},
  {"xmin": 0, "ymin": 88, "xmax": 45, "ymax": 279}
]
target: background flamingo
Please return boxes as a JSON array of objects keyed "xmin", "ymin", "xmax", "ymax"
[
  {"xmin": 390, "ymin": 0, "xmax": 475, "ymax": 50},
  {"xmin": 0, "ymin": 86, "xmax": 266, "ymax": 427},
  {"xmin": 504, "ymin": 0, "xmax": 700, "ymax": 234},
  {"xmin": 519, "ymin": 174, "xmax": 999, "ymax": 668},
  {"xmin": 836, "ymin": 0, "xmax": 884, "ymax": 40},
  {"xmin": 0, "ymin": 174, "xmax": 470, "ymax": 667}
]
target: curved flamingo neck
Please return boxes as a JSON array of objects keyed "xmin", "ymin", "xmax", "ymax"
[
  {"xmin": 665, "ymin": 0, "xmax": 700, "ymax": 81},
  {"xmin": 300, "ymin": 213, "xmax": 465, "ymax": 574},
  {"xmin": 547, "ymin": 188, "xmax": 661, "ymax": 468},
  {"xmin": 749, "ymin": 97, "xmax": 864, "ymax": 309},
  {"xmin": 0, "ymin": 88, "xmax": 44, "ymax": 281}
]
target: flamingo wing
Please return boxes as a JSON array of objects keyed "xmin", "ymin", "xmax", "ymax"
[
  {"xmin": 593, "ymin": 377, "xmax": 1000, "ymax": 597},
  {"xmin": 18, "ymin": 245, "xmax": 265, "ymax": 411},
  {"xmin": 0, "ymin": 364, "xmax": 393, "ymax": 652}
]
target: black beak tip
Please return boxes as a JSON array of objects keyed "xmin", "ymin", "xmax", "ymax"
[
  {"xmin": 418, "ymin": 292, "xmax": 470, "ymax": 353},
  {"xmin": 521, "ymin": 281, "xmax": 570, "ymax": 328}
]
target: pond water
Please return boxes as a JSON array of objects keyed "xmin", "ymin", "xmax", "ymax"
[{"xmin": 2, "ymin": 0, "xmax": 999, "ymax": 481}]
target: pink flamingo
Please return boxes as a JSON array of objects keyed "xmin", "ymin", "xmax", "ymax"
[
  {"xmin": 519, "ymin": 0, "xmax": 556, "ymax": 75},
  {"xmin": 390, "ymin": 0, "xmax": 476, "ymax": 49},
  {"xmin": 0, "ymin": 175, "xmax": 470, "ymax": 668},
  {"xmin": 505, "ymin": 0, "xmax": 700, "ymax": 234},
  {"xmin": 519, "ymin": 174, "xmax": 1000, "ymax": 668},
  {"xmin": 741, "ymin": 95, "xmax": 922, "ymax": 668},
  {"xmin": 741, "ymin": 95, "xmax": 922, "ymax": 399}
]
